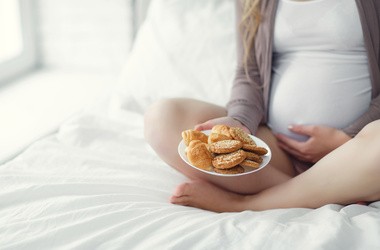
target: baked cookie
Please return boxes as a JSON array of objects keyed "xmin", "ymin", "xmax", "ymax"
[
  {"xmin": 244, "ymin": 151, "xmax": 263, "ymax": 163},
  {"xmin": 186, "ymin": 142, "xmax": 212, "ymax": 171},
  {"xmin": 211, "ymin": 125, "xmax": 232, "ymax": 138},
  {"xmin": 212, "ymin": 149, "xmax": 246, "ymax": 169},
  {"xmin": 240, "ymin": 160, "xmax": 260, "ymax": 169},
  {"xmin": 229, "ymin": 127, "xmax": 256, "ymax": 145},
  {"xmin": 182, "ymin": 129, "xmax": 208, "ymax": 146},
  {"xmin": 242, "ymin": 144, "xmax": 268, "ymax": 155},
  {"xmin": 208, "ymin": 132, "xmax": 231, "ymax": 144},
  {"xmin": 209, "ymin": 140, "xmax": 243, "ymax": 154},
  {"xmin": 214, "ymin": 165, "xmax": 245, "ymax": 175}
]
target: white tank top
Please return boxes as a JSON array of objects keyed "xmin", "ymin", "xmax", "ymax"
[{"xmin": 267, "ymin": 0, "xmax": 372, "ymax": 141}]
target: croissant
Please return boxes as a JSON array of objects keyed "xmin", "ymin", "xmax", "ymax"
[
  {"xmin": 186, "ymin": 140, "xmax": 212, "ymax": 170},
  {"xmin": 181, "ymin": 129, "xmax": 208, "ymax": 146}
]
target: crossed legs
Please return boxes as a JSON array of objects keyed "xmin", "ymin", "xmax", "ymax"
[
  {"xmin": 144, "ymin": 98, "xmax": 380, "ymax": 212},
  {"xmin": 182, "ymin": 120, "xmax": 380, "ymax": 212}
]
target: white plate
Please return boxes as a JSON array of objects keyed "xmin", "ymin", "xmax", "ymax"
[{"xmin": 178, "ymin": 130, "xmax": 272, "ymax": 177}]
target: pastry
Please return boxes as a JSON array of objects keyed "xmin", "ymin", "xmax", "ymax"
[
  {"xmin": 181, "ymin": 129, "xmax": 208, "ymax": 146},
  {"xmin": 240, "ymin": 160, "xmax": 260, "ymax": 169},
  {"xmin": 242, "ymin": 144, "xmax": 268, "ymax": 155},
  {"xmin": 211, "ymin": 125, "xmax": 232, "ymax": 138},
  {"xmin": 214, "ymin": 165, "xmax": 245, "ymax": 175},
  {"xmin": 188, "ymin": 139, "xmax": 206, "ymax": 149},
  {"xmin": 209, "ymin": 140, "xmax": 243, "ymax": 154},
  {"xmin": 181, "ymin": 125, "xmax": 270, "ymax": 175},
  {"xmin": 212, "ymin": 150, "xmax": 246, "ymax": 169},
  {"xmin": 229, "ymin": 127, "xmax": 256, "ymax": 145},
  {"xmin": 208, "ymin": 132, "xmax": 231, "ymax": 144},
  {"xmin": 186, "ymin": 142, "xmax": 212, "ymax": 171},
  {"xmin": 244, "ymin": 151, "xmax": 263, "ymax": 163}
]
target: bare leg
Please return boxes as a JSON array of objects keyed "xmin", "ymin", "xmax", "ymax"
[
  {"xmin": 144, "ymin": 98, "xmax": 295, "ymax": 194},
  {"xmin": 170, "ymin": 120, "xmax": 380, "ymax": 212},
  {"xmin": 144, "ymin": 98, "xmax": 227, "ymax": 175}
]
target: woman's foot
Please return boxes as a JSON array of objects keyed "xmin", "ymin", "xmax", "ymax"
[{"xmin": 170, "ymin": 180, "xmax": 249, "ymax": 212}]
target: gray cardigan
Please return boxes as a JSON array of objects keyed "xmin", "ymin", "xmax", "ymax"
[{"xmin": 227, "ymin": 0, "xmax": 380, "ymax": 137}]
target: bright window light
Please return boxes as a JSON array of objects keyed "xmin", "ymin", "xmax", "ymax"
[{"xmin": 0, "ymin": 0, "xmax": 23, "ymax": 63}]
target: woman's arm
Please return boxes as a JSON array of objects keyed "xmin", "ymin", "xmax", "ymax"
[{"xmin": 226, "ymin": 0, "xmax": 265, "ymax": 135}]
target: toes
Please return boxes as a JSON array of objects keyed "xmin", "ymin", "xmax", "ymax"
[
  {"xmin": 172, "ymin": 182, "xmax": 192, "ymax": 197},
  {"xmin": 170, "ymin": 182, "xmax": 196, "ymax": 206},
  {"xmin": 170, "ymin": 195, "xmax": 190, "ymax": 206},
  {"xmin": 170, "ymin": 180, "xmax": 212, "ymax": 208}
]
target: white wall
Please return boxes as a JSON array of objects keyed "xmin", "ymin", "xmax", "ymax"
[
  {"xmin": 0, "ymin": 0, "xmax": 136, "ymax": 163},
  {"xmin": 35, "ymin": 0, "xmax": 133, "ymax": 75}
]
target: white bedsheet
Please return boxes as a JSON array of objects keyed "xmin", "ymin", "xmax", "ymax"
[{"xmin": 1, "ymin": 109, "xmax": 380, "ymax": 249}]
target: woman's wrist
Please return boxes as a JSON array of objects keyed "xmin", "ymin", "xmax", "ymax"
[{"xmin": 230, "ymin": 117, "xmax": 252, "ymax": 134}]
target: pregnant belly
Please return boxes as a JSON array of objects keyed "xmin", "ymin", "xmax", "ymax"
[{"xmin": 267, "ymin": 59, "xmax": 371, "ymax": 141}]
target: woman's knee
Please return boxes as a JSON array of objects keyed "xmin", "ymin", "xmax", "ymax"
[
  {"xmin": 145, "ymin": 99, "xmax": 183, "ymax": 125},
  {"xmin": 351, "ymin": 122, "xmax": 380, "ymax": 200},
  {"xmin": 144, "ymin": 98, "xmax": 183, "ymax": 141},
  {"xmin": 144, "ymin": 98, "xmax": 199, "ymax": 149},
  {"xmin": 356, "ymin": 120, "xmax": 380, "ymax": 139}
]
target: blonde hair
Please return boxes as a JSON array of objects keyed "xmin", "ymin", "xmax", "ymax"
[{"xmin": 240, "ymin": 0, "xmax": 261, "ymax": 79}]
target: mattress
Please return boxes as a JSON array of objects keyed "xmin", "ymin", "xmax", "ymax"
[{"xmin": 1, "ymin": 0, "xmax": 380, "ymax": 249}]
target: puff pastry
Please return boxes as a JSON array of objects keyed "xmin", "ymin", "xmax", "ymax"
[
  {"xmin": 186, "ymin": 140, "xmax": 212, "ymax": 170},
  {"xmin": 214, "ymin": 165, "xmax": 245, "ymax": 175},
  {"xmin": 182, "ymin": 129, "xmax": 208, "ymax": 146},
  {"xmin": 211, "ymin": 125, "xmax": 232, "ymax": 139},
  {"xmin": 212, "ymin": 149, "xmax": 246, "ymax": 169},
  {"xmin": 209, "ymin": 140, "xmax": 243, "ymax": 154},
  {"xmin": 208, "ymin": 132, "xmax": 231, "ymax": 144},
  {"xmin": 242, "ymin": 144, "xmax": 268, "ymax": 156},
  {"xmin": 229, "ymin": 127, "xmax": 256, "ymax": 145}
]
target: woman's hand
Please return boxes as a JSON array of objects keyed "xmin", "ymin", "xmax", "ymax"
[
  {"xmin": 275, "ymin": 125, "xmax": 351, "ymax": 163},
  {"xmin": 194, "ymin": 117, "xmax": 251, "ymax": 134}
]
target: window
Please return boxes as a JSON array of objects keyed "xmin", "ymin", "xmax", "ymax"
[
  {"xmin": 0, "ymin": 0, "xmax": 23, "ymax": 62},
  {"xmin": 0, "ymin": 0, "xmax": 36, "ymax": 84}
]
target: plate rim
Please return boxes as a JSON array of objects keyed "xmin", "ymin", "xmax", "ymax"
[{"xmin": 178, "ymin": 130, "xmax": 272, "ymax": 177}]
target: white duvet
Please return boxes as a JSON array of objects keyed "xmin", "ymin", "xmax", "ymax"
[
  {"xmin": 1, "ymin": 0, "xmax": 380, "ymax": 249},
  {"xmin": 1, "ymin": 109, "xmax": 380, "ymax": 249}
]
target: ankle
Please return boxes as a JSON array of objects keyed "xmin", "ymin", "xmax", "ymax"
[{"xmin": 228, "ymin": 194, "xmax": 255, "ymax": 212}]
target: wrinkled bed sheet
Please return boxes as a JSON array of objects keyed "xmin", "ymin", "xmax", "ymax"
[{"xmin": 1, "ymin": 108, "xmax": 380, "ymax": 250}]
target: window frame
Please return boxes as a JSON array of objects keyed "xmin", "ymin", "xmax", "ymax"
[{"xmin": 0, "ymin": 0, "xmax": 37, "ymax": 85}]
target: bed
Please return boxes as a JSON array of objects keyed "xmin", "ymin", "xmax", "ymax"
[{"xmin": 1, "ymin": 0, "xmax": 380, "ymax": 249}]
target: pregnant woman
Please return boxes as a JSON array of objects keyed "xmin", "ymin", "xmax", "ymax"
[{"xmin": 144, "ymin": 0, "xmax": 380, "ymax": 212}]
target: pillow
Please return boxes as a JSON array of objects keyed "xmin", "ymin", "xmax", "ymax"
[{"xmin": 110, "ymin": 0, "xmax": 236, "ymax": 114}]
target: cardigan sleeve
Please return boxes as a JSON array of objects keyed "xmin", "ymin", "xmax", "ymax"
[
  {"xmin": 342, "ymin": 0, "xmax": 380, "ymax": 137},
  {"xmin": 226, "ymin": 0, "xmax": 265, "ymax": 135}
]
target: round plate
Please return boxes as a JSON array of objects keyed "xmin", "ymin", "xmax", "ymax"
[{"xmin": 178, "ymin": 130, "xmax": 272, "ymax": 177}]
